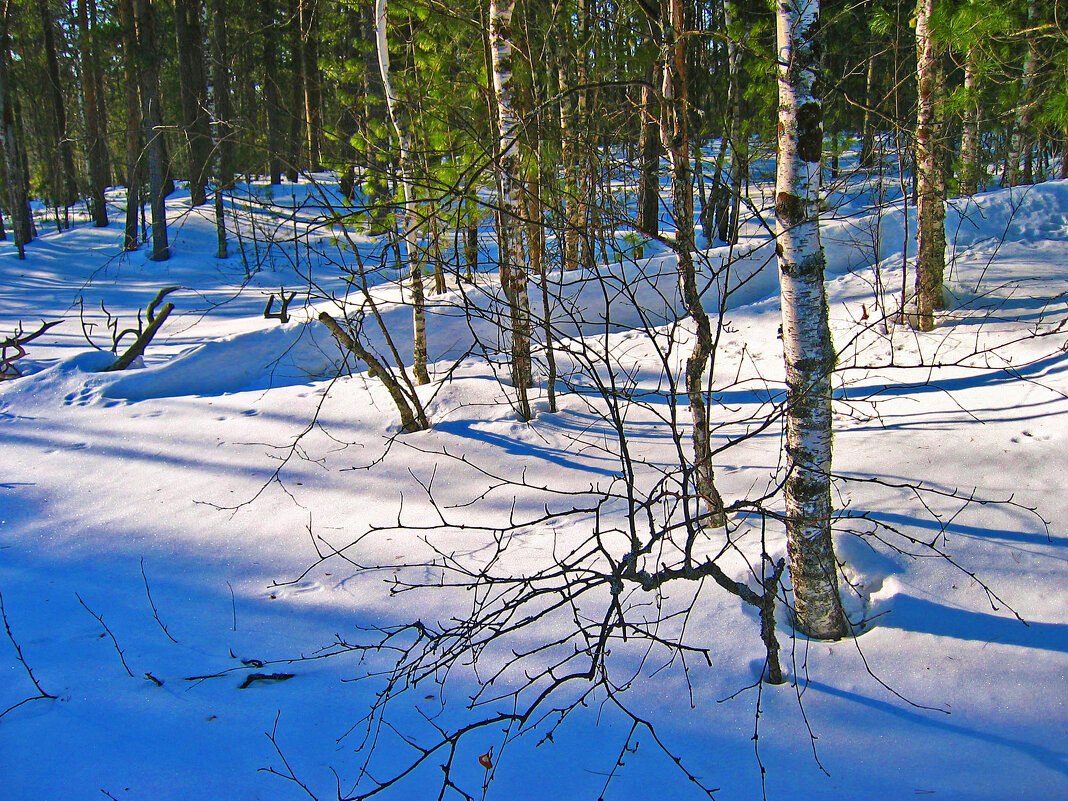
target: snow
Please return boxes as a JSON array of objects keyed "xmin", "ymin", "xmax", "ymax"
[{"xmin": 1, "ymin": 168, "xmax": 1066, "ymax": 801}]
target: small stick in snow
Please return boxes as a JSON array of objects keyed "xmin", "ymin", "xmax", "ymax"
[
  {"xmin": 0, "ymin": 588, "xmax": 57, "ymax": 720},
  {"xmin": 75, "ymin": 592, "xmax": 135, "ymax": 678},
  {"xmin": 238, "ymin": 672, "xmax": 295, "ymax": 689},
  {"xmin": 140, "ymin": 557, "xmax": 178, "ymax": 644},
  {"xmin": 226, "ymin": 581, "xmax": 237, "ymax": 631}
]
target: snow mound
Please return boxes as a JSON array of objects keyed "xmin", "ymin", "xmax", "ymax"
[{"xmin": 100, "ymin": 320, "xmax": 345, "ymax": 401}]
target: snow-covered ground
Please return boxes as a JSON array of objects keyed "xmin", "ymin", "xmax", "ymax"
[{"xmin": 1, "ymin": 168, "xmax": 1066, "ymax": 801}]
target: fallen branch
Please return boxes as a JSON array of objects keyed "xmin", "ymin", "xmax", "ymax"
[
  {"xmin": 1, "ymin": 320, "xmax": 63, "ymax": 379},
  {"xmin": 318, "ymin": 311, "xmax": 429, "ymax": 432},
  {"xmin": 102, "ymin": 286, "xmax": 179, "ymax": 372},
  {"xmin": 264, "ymin": 289, "xmax": 298, "ymax": 323}
]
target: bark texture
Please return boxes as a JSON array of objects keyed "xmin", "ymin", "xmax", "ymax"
[
  {"xmin": 774, "ymin": 0, "xmax": 848, "ymax": 641},
  {"xmin": 134, "ymin": 0, "xmax": 169, "ymax": 260},
  {"xmin": 1004, "ymin": 0, "xmax": 1038, "ymax": 187},
  {"xmin": 174, "ymin": 0, "xmax": 213, "ymax": 206},
  {"xmin": 958, "ymin": 47, "xmax": 980, "ymax": 197},
  {"xmin": 78, "ymin": 0, "xmax": 110, "ymax": 226},
  {"xmin": 0, "ymin": 9, "xmax": 32, "ymax": 257},
  {"xmin": 650, "ymin": 0, "xmax": 727, "ymax": 527},
  {"xmin": 118, "ymin": 0, "xmax": 142, "ymax": 251},
  {"xmin": 37, "ymin": 0, "xmax": 78, "ymax": 213},
  {"xmin": 913, "ymin": 0, "xmax": 946, "ymax": 330},
  {"xmin": 210, "ymin": 0, "xmax": 234, "ymax": 190},
  {"xmin": 375, "ymin": 0, "xmax": 429, "ymax": 385},
  {"xmin": 490, "ymin": 0, "xmax": 533, "ymax": 420}
]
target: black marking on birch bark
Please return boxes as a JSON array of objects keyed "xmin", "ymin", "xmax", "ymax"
[
  {"xmin": 776, "ymin": 191, "xmax": 805, "ymax": 227},
  {"xmin": 778, "ymin": 249, "xmax": 826, "ymax": 279},
  {"xmin": 797, "ymin": 102, "xmax": 822, "ymax": 163}
]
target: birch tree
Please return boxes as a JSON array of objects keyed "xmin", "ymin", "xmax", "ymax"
[
  {"xmin": 374, "ymin": 0, "xmax": 429, "ymax": 385},
  {"xmin": 774, "ymin": 0, "xmax": 848, "ymax": 640},
  {"xmin": 489, "ymin": 0, "xmax": 533, "ymax": 420}
]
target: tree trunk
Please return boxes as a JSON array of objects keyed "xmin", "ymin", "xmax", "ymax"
[
  {"xmin": 375, "ymin": 0, "xmax": 429, "ymax": 386},
  {"xmin": 300, "ymin": 0, "xmax": 322, "ymax": 171},
  {"xmin": 774, "ymin": 0, "xmax": 848, "ymax": 641},
  {"xmin": 913, "ymin": 0, "xmax": 945, "ymax": 330},
  {"xmin": 210, "ymin": 0, "xmax": 234, "ymax": 190},
  {"xmin": 652, "ymin": 0, "xmax": 727, "ymax": 527},
  {"xmin": 637, "ymin": 44, "xmax": 661, "ymax": 239},
  {"xmin": 489, "ymin": 0, "xmax": 533, "ymax": 420},
  {"xmin": 1004, "ymin": 0, "xmax": 1038, "ymax": 188},
  {"xmin": 958, "ymin": 45, "xmax": 980, "ymax": 197},
  {"xmin": 1061, "ymin": 123, "xmax": 1068, "ymax": 180},
  {"xmin": 261, "ymin": 0, "xmax": 282, "ymax": 185},
  {"xmin": 286, "ymin": 0, "xmax": 304, "ymax": 182},
  {"xmin": 174, "ymin": 0, "xmax": 213, "ymax": 206},
  {"xmin": 77, "ymin": 0, "xmax": 109, "ymax": 226},
  {"xmin": 859, "ymin": 0, "xmax": 879, "ymax": 168},
  {"xmin": 0, "ymin": 19, "xmax": 32, "ymax": 257},
  {"xmin": 721, "ymin": 0, "xmax": 745, "ymax": 245},
  {"xmin": 37, "ymin": 0, "xmax": 79, "ymax": 215},
  {"xmin": 118, "ymin": 0, "xmax": 142, "ymax": 250},
  {"xmin": 133, "ymin": 0, "xmax": 170, "ymax": 260},
  {"xmin": 556, "ymin": 44, "xmax": 580, "ymax": 272},
  {"xmin": 360, "ymin": 0, "xmax": 391, "ymax": 230}
]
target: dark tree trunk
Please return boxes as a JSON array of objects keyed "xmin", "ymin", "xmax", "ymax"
[
  {"xmin": 118, "ymin": 0, "xmax": 142, "ymax": 250},
  {"xmin": 336, "ymin": 5, "xmax": 360, "ymax": 199},
  {"xmin": 78, "ymin": 0, "xmax": 110, "ymax": 226},
  {"xmin": 0, "ymin": 19, "xmax": 32, "ymax": 257},
  {"xmin": 37, "ymin": 0, "xmax": 79, "ymax": 215},
  {"xmin": 210, "ymin": 0, "xmax": 234, "ymax": 190},
  {"xmin": 300, "ymin": 0, "xmax": 322, "ymax": 171},
  {"xmin": 174, "ymin": 0, "xmax": 213, "ymax": 206},
  {"xmin": 133, "ymin": 0, "xmax": 170, "ymax": 260},
  {"xmin": 637, "ymin": 50, "xmax": 660, "ymax": 238},
  {"xmin": 261, "ymin": 0, "xmax": 282, "ymax": 185},
  {"xmin": 286, "ymin": 0, "xmax": 303, "ymax": 182}
]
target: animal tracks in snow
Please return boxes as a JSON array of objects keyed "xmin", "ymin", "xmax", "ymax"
[
  {"xmin": 63, "ymin": 386, "xmax": 96, "ymax": 407},
  {"xmin": 1010, "ymin": 429, "xmax": 1053, "ymax": 444}
]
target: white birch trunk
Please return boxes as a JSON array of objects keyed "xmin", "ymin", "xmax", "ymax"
[
  {"xmin": 374, "ymin": 0, "xmax": 429, "ymax": 385},
  {"xmin": 959, "ymin": 47, "xmax": 980, "ymax": 197},
  {"xmin": 774, "ymin": 0, "xmax": 848, "ymax": 640},
  {"xmin": 489, "ymin": 0, "xmax": 532, "ymax": 420}
]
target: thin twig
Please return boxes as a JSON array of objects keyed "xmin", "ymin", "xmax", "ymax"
[
  {"xmin": 140, "ymin": 558, "xmax": 178, "ymax": 644},
  {"xmin": 0, "ymin": 588, "xmax": 56, "ymax": 720},
  {"xmin": 75, "ymin": 592, "xmax": 135, "ymax": 678}
]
